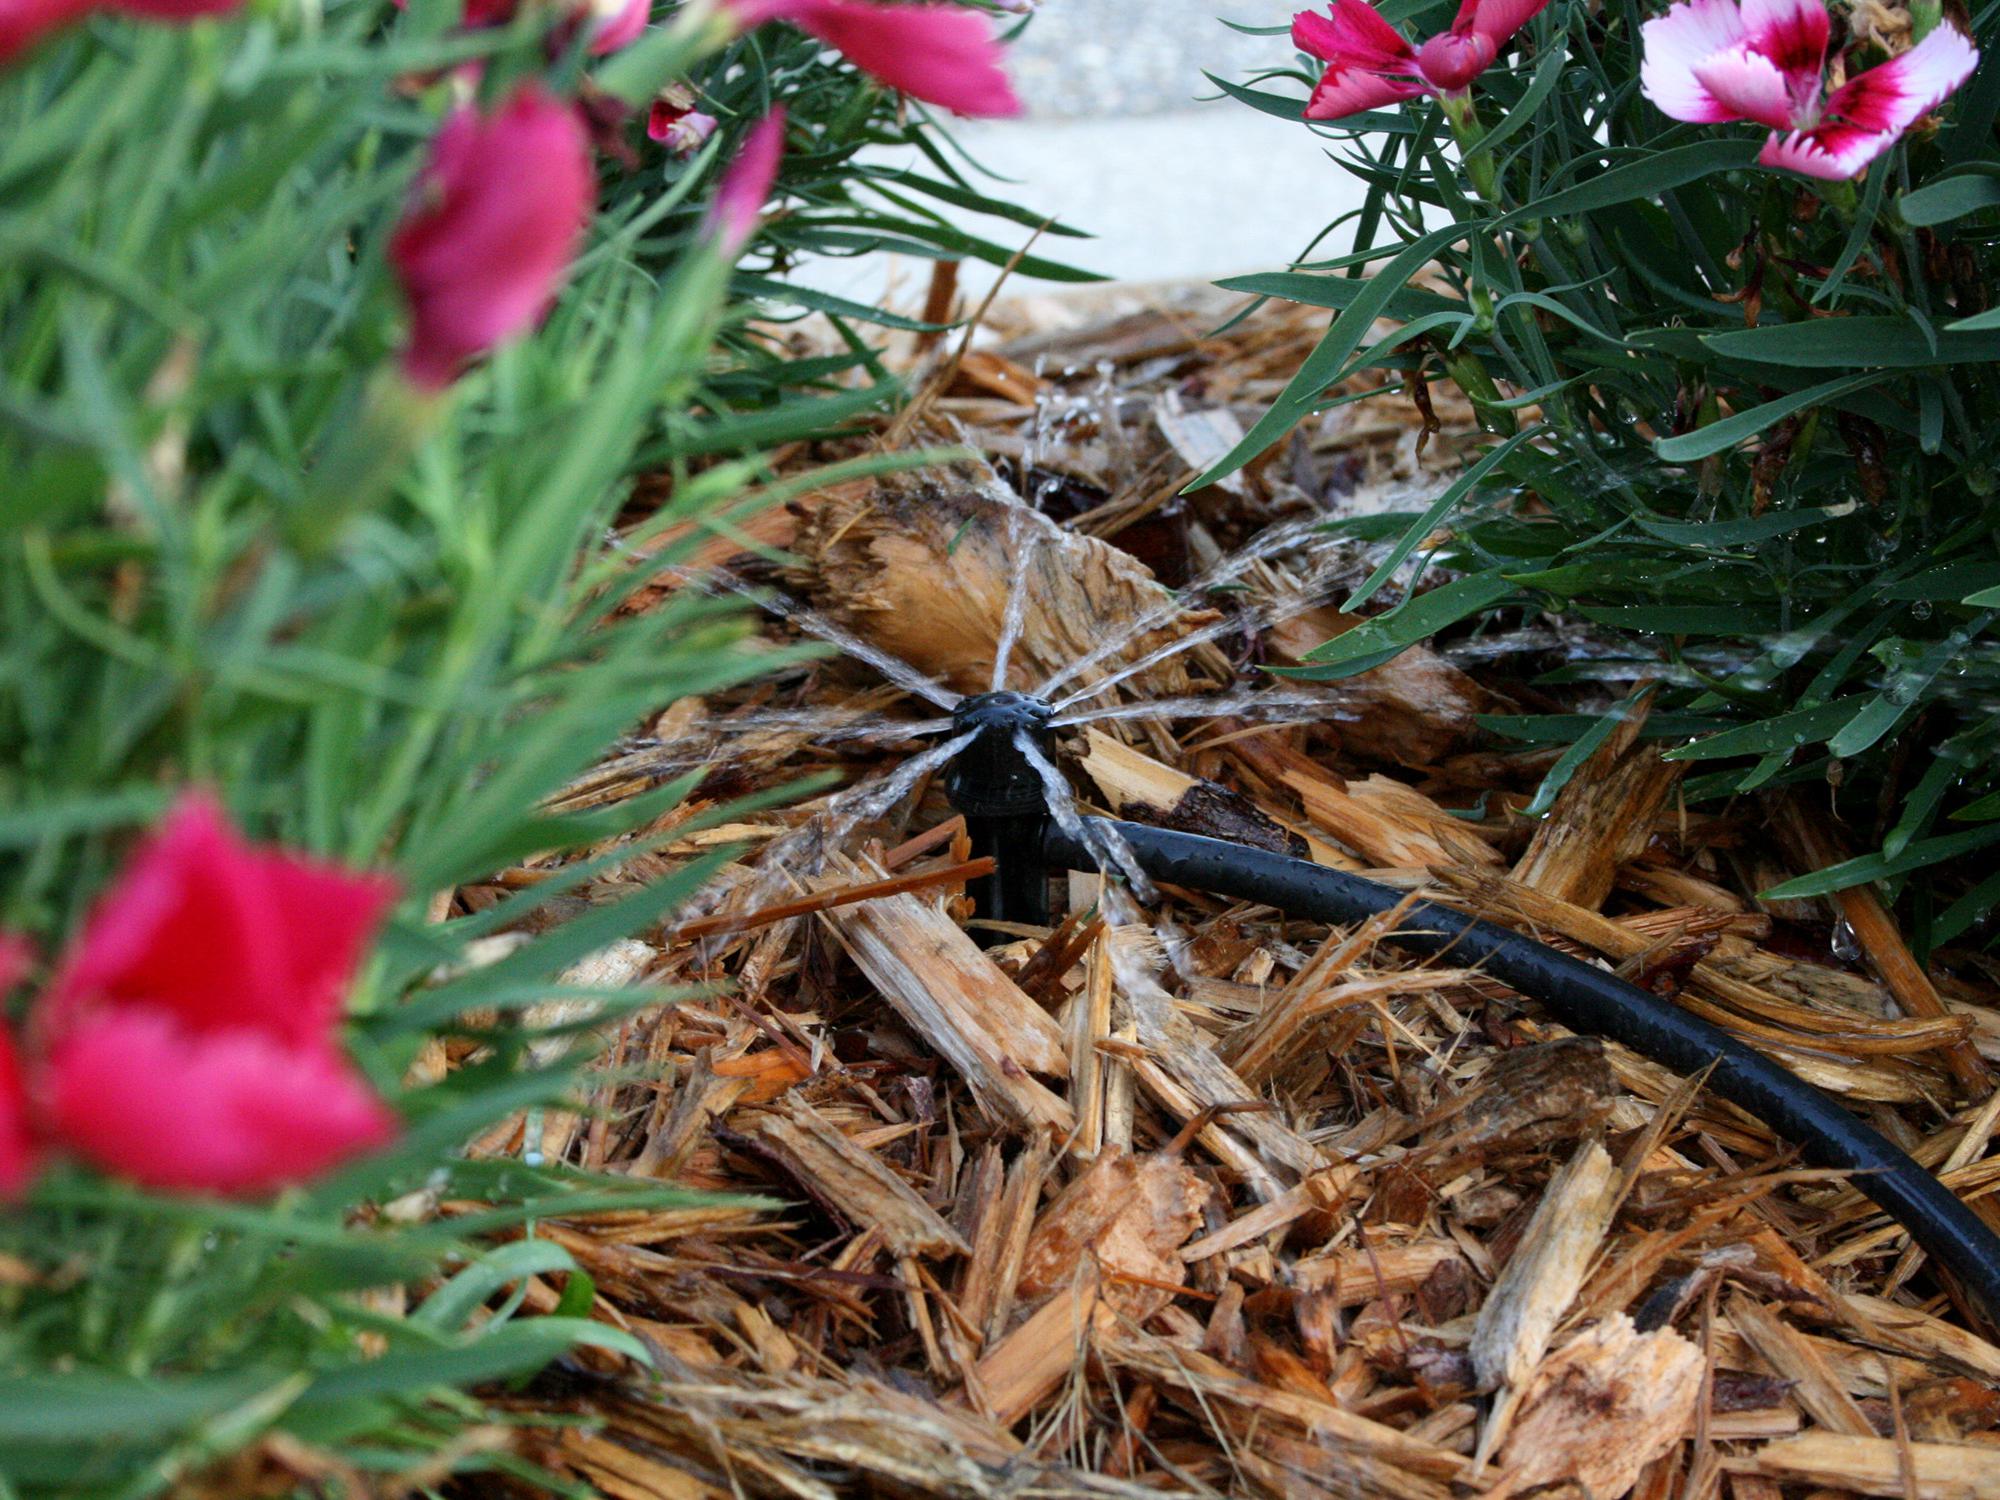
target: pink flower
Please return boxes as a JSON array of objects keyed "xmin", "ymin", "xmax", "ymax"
[
  {"xmin": 708, "ymin": 108, "xmax": 785, "ymax": 254},
  {"xmin": 729, "ymin": 0, "xmax": 1020, "ymax": 117},
  {"xmin": 587, "ymin": 0, "xmax": 648, "ymax": 51},
  {"xmin": 103, "ymin": 0, "xmax": 241, "ymax": 16},
  {"xmin": 0, "ymin": 1026, "xmax": 34, "ymax": 1198},
  {"xmin": 1641, "ymin": 0, "xmax": 1978, "ymax": 178},
  {"xmin": 391, "ymin": 0, "xmax": 644, "ymax": 55},
  {"xmin": 33, "ymin": 794, "xmax": 399, "ymax": 1197},
  {"xmin": 389, "ymin": 84, "xmax": 594, "ymax": 390},
  {"xmin": 649, "ymin": 99, "xmax": 719, "ymax": 153},
  {"xmin": 2, "ymin": 0, "xmax": 238, "ymax": 68},
  {"xmin": 1291, "ymin": 0, "xmax": 1547, "ymax": 119},
  {"xmin": 44, "ymin": 1012, "xmax": 397, "ymax": 1197},
  {"xmin": 0, "ymin": 938, "xmax": 36, "ymax": 1198},
  {"xmin": 1, "ymin": 0, "xmax": 90, "ymax": 64}
]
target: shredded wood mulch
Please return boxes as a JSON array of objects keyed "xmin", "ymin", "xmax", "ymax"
[{"xmin": 448, "ymin": 283, "xmax": 2000, "ymax": 1500}]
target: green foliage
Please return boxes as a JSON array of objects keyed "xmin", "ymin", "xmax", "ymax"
[
  {"xmin": 1223, "ymin": 0, "xmax": 2000, "ymax": 940},
  {"xmin": 0, "ymin": 1, "xmax": 1045, "ymax": 1491}
]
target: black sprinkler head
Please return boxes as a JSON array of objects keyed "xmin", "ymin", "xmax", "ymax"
[
  {"xmin": 944, "ymin": 691, "xmax": 1055, "ymax": 939},
  {"xmin": 944, "ymin": 691, "xmax": 1055, "ymax": 819}
]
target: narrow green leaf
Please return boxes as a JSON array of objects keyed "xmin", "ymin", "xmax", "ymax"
[
  {"xmin": 1187, "ymin": 223, "xmax": 1473, "ymax": 489},
  {"xmin": 1345, "ymin": 426, "xmax": 1543, "ymax": 609},
  {"xmin": 1633, "ymin": 505, "xmax": 1853, "ymax": 547},
  {"xmin": 1759, "ymin": 823, "xmax": 2000, "ymax": 899},
  {"xmin": 1702, "ymin": 315, "xmax": 2000, "ymax": 368},
  {"xmin": 1283, "ymin": 567, "xmax": 1517, "ymax": 679},
  {"xmin": 1465, "ymin": 46, "xmax": 1565, "ymax": 163},
  {"xmin": 414, "ymin": 1241, "xmax": 580, "ymax": 1332},
  {"xmin": 1519, "ymin": 687, "xmax": 1649, "ymax": 819},
  {"xmin": 1661, "ymin": 697, "xmax": 1864, "ymax": 761},
  {"xmin": 1654, "ymin": 373, "xmax": 1885, "ymax": 461},
  {"xmin": 1216, "ymin": 270, "xmax": 1464, "ymax": 323},
  {"xmin": 1899, "ymin": 171, "xmax": 2000, "ymax": 226},
  {"xmin": 1494, "ymin": 140, "xmax": 1761, "ymax": 229}
]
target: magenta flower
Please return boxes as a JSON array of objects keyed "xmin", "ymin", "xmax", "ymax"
[
  {"xmin": 587, "ymin": 0, "xmax": 649, "ymax": 51},
  {"xmin": 0, "ymin": 938, "xmax": 35, "ymax": 1198},
  {"xmin": 104, "ymin": 0, "xmax": 241, "ymax": 16},
  {"xmin": 1291, "ymin": 0, "xmax": 1548, "ymax": 119},
  {"xmin": 727, "ymin": 0, "xmax": 1020, "ymax": 117},
  {"xmin": 1641, "ymin": 0, "xmax": 1977, "ymax": 178},
  {"xmin": 391, "ymin": 0, "xmax": 646, "ymax": 55},
  {"xmin": 1, "ymin": 0, "xmax": 90, "ymax": 64},
  {"xmin": 0, "ymin": 1026, "xmax": 33, "ymax": 1198},
  {"xmin": 708, "ymin": 108, "xmax": 785, "ymax": 254},
  {"xmin": 3, "ymin": 0, "xmax": 239, "ymax": 68},
  {"xmin": 649, "ymin": 99, "xmax": 720, "ymax": 154},
  {"xmin": 389, "ymin": 84, "xmax": 594, "ymax": 390},
  {"xmin": 31, "ymin": 794, "xmax": 399, "ymax": 1197}
]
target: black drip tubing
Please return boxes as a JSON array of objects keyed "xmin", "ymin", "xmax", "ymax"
[{"xmin": 1041, "ymin": 816, "xmax": 2000, "ymax": 1326}]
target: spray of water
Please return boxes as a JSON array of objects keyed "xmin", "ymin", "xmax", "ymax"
[
  {"xmin": 1015, "ymin": 731, "xmax": 1156, "ymax": 903},
  {"xmin": 1049, "ymin": 609, "xmax": 1256, "ymax": 711},
  {"xmin": 1035, "ymin": 513, "xmax": 1334, "ymax": 701},
  {"xmin": 990, "ymin": 521, "xmax": 1043, "ymax": 692},
  {"xmin": 1049, "ymin": 578, "xmax": 1345, "ymax": 714},
  {"xmin": 704, "ymin": 569, "xmax": 963, "ymax": 712},
  {"xmin": 683, "ymin": 730, "xmax": 977, "ymax": 953},
  {"xmin": 651, "ymin": 708, "xmax": 957, "ymax": 743},
  {"xmin": 1052, "ymin": 688, "xmax": 1356, "ymax": 729}
]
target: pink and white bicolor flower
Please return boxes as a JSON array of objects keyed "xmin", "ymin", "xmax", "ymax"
[
  {"xmin": 1641, "ymin": 0, "xmax": 1978, "ymax": 178},
  {"xmin": 1291, "ymin": 0, "xmax": 1550, "ymax": 121}
]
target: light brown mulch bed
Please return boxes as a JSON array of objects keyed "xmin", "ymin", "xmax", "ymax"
[{"xmin": 444, "ymin": 284, "xmax": 2000, "ymax": 1499}]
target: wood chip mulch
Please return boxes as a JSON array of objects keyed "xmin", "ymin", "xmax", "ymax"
[{"xmin": 434, "ymin": 283, "xmax": 2000, "ymax": 1500}]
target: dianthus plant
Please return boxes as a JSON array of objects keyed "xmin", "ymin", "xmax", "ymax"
[{"xmin": 1213, "ymin": 0, "xmax": 2000, "ymax": 943}]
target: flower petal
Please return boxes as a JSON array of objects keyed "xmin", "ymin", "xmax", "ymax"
[
  {"xmin": 650, "ymin": 102, "xmax": 717, "ymax": 154},
  {"xmin": 257, "ymin": 850, "xmax": 397, "ymax": 1043},
  {"xmin": 1641, "ymin": 0, "xmax": 1754, "ymax": 121},
  {"xmin": 0, "ymin": 0, "xmax": 95, "ymax": 64},
  {"xmin": 43, "ymin": 1011, "xmax": 397, "ymax": 1197},
  {"xmin": 1757, "ymin": 121, "xmax": 1895, "ymax": 177},
  {"xmin": 41, "ymin": 793, "xmax": 289, "ymax": 1042},
  {"xmin": 1738, "ymin": 0, "xmax": 1828, "ymax": 100},
  {"xmin": 40, "ymin": 793, "xmax": 395, "ymax": 1051},
  {"xmin": 1690, "ymin": 41, "xmax": 1802, "ymax": 127},
  {"xmin": 708, "ymin": 109, "xmax": 785, "ymax": 254},
  {"xmin": 587, "ymin": 0, "xmax": 648, "ymax": 53},
  {"xmin": 1304, "ymin": 62, "xmax": 1429, "ymax": 119},
  {"xmin": 790, "ymin": 0, "xmax": 1019, "ymax": 117},
  {"xmin": 1464, "ymin": 0, "xmax": 1551, "ymax": 48},
  {"xmin": 0, "ymin": 1027, "xmax": 36, "ymax": 1199},
  {"xmin": 1293, "ymin": 0, "xmax": 1416, "ymax": 71},
  {"xmin": 1826, "ymin": 22, "xmax": 1979, "ymax": 137}
]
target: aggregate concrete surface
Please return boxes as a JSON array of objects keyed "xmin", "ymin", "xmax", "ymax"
[{"xmin": 797, "ymin": 0, "xmax": 1374, "ymax": 300}]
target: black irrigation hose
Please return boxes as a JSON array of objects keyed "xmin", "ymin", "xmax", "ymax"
[{"xmin": 1042, "ymin": 816, "xmax": 2000, "ymax": 1326}]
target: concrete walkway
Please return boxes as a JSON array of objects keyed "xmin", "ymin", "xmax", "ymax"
[
  {"xmin": 1005, "ymin": 0, "xmax": 1300, "ymax": 118},
  {"xmin": 800, "ymin": 1, "xmax": 1375, "ymax": 304}
]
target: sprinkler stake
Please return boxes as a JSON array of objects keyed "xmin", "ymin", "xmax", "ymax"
[{"xmin": 944, "ymin": 691, "xmax": 1055, "ymax": 943}]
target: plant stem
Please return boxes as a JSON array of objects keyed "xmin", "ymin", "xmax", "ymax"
[
  {"xmin": 287, "ymin": 370, "xmax": 448, "ymax": 558},
  {"xmin": 1441, "ymin": 91, "xmax": 1501, "ymax": 205}
]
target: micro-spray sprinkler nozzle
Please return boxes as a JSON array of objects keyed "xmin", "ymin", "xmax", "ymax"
[{"xmin": 943, "ymin": 691, "xmax": 1055, "ymax": 942}]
